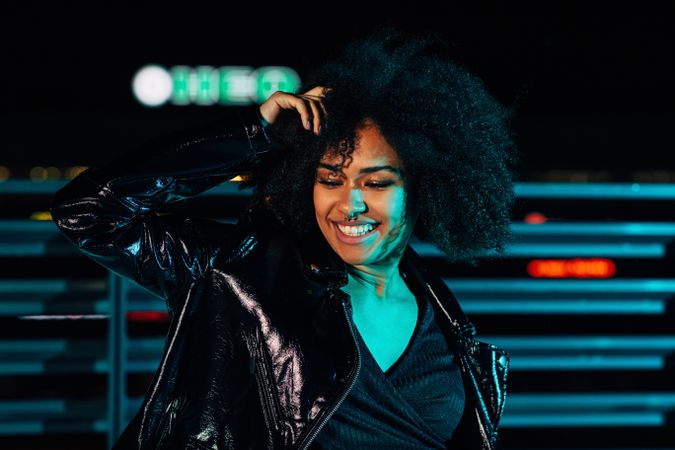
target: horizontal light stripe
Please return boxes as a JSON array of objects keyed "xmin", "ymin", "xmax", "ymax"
[
  {"xmin": 509, "ymin": 355, "xmax": 664, "ymax": 370},
  {"xmin": 461, "ymin": 299, "xmax": 665, "ymax": 314},
  {"xmin": 515, "ymin": 182, "xmax": 675, "ymax": 199},
  {"xmin": 0, "ymin": 280, "xmax": 105, "ymax": 293},
  {"xmin": 483, "ymin": 336, "xmax": 675, "ymax": 350},
  {"xmin": 500, "ymin": 412, "xmax": 663, "ymax": 427},
  {"xmin": 445, "ymin": 278, "xmax": 675, "ymax": 294},
  {"xmin": 507, "ymin": 392, "xmax": 675, "ymax": 409},
  {"xmin": 411, "ymin": 241, "xmax": 665, "ymax": 258}
]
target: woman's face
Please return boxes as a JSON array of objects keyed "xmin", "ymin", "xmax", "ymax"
[{"xmin": 313, "ymin": 120, "xmax": 418, "ymax": 268}]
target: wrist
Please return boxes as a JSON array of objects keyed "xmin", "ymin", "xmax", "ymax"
[{"xmin": 257, "ymin": 105, "xmax": 271, "ymax": 129}]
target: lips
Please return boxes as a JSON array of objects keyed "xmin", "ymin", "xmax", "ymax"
[
  {"xmin": 333, "ymin": 220, "xmax": 380, "ymax": 227},
  {"xmin": 332, "ymin": 221, "xmax": 380, "ymax": 244}
]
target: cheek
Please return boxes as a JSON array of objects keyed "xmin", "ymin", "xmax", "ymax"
[
  {"xmin": 378, "ymin": 190, "xmax": 407, "ymax": 223},
  {"xmin": 312, "ymin": 186, "xmax": 330, "ymax": 216}
]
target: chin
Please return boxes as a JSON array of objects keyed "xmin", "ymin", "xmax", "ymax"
[
  {"xmin": 333, "ymin": 241, "xmax": 379, "ymax": 264},
  {"xmin": 336, "ymin": 254, "xmax": 372, "ymax": 268}
]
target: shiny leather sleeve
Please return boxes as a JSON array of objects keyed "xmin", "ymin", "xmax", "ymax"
[{"xmin": 50, "ymin": 104, "xmax": 279, "ymax": 315}]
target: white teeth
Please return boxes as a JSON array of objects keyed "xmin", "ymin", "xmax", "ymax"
[{"xmin": 336, "ymin": 223, "xmax": 377, "ymax": 236}]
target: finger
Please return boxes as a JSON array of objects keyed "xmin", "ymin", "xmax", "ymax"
[
  {"xmin": 307, "ymin": 99, "xmax": 322, "ymax": 135},
  {"xmin": 301, "ymin": 87, "xmax": 332, "ymax": 99},
  {"xmin": 299, "ymin": 95, "xmax": 328, "ymax": 129},
  {"xmin": 299, "ymin": 93, "xmax": 328, "ymax": 119},
  {"xmin": 291, "ymin": 96, "xmax": 313, "ymax": 130},
  {"xmin": 304, "ymin": 86, "xmax": 326, "ymax": 97},
  {"xmin": 316, "ymin": 87, "xmax": 331, "ymax": 119},
  {"xmin": 317, "ymin": 98, "xmax": 328, "ymax": 119}
]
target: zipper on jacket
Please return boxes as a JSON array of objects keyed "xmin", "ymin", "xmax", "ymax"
[
  {"xmin": 257, "ymin": 357, "xmax": 281, "ymax": 432},
  {"xmin": 244, "ymin": 330, "xmax": 280, "ymax": 433},
  {"xmin": 155, "ymin": 397, "xmax": 180, "ymax": 449},
  {"xmin": 296, "ymin": 295, "xmax": 361, "ymax": 450}
]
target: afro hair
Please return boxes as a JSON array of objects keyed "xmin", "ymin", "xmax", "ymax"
[{"xmin": 239, "ymin": 26, "xmax": 521, "ymax": 266}]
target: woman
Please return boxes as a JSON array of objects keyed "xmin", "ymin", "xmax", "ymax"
[{"xmin": 51, "ymin": 27, "xmax": 517, "ymax": 449}]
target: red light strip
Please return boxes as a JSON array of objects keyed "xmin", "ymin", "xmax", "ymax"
[
  {"xmin": 527, "ymin": 258, "xmax": 616, "ymax": 278},
  {"xmin": 126, "ymin": 311, "xmax": 169, "ymax": 322}
]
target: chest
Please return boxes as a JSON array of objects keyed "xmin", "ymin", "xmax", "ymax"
[{"xmin": 350, "ymin": 295, "xmax": 419, "ymax": 373}]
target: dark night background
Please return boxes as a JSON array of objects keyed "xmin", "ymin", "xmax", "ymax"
[
  {"xmin": 2, "ymin": 4, "xmax": 675, "ymax": 180},
  {"xmin": 1, "ymin": 4, "xmax": 675, "ymax": 450}
]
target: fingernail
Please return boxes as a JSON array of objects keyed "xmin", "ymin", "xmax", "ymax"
[
  {"xmin": 306, "ymin": 119, "xmax": 312, "ymax": 130},
  {"xmin": 318, "ymin": 125, "xmax": 322, "ymax": 135}
]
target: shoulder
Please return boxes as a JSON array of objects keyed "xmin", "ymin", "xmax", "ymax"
[{"xmin": 201, "ymin": 208, "xmax": 298, "ymax": 268}]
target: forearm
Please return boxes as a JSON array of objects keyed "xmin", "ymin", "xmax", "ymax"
[
  {"xmin": 53, "ymin": 104, "xmax": 276, "ymax": 210},
  {"xmin": 49, "ymin": 103, "xmax": 277, "ymax": 302}
]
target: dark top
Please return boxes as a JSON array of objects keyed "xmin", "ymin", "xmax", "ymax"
[{"xmin": 311, "ymin": 283, "xmax": 466, "ymax": 449}]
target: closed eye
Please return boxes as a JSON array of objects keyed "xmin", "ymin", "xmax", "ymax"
[
  {"xmin": 367, "ymin": 182, "xmax": 394, "ymax": 188},
  {"xmin": 317, "ymin": 180, "xmax": 394, "ymax": 188},
  {"xmin": 317, "ymin": 180, "xmax": 340, "ymax": 187}
]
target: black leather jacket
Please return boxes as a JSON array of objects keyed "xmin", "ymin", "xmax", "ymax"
[{"xmin": 50, "ymin": 104, "xmax": 509, "ymax": 449}]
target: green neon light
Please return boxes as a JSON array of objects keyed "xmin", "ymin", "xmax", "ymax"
[
  {"xmin": 170, "ymin": 66, "xmax": 191, "ymax": 105},
  {"xmin": 218, "ymin": 66, "xmax": 255, "ymax": 105},
  {"xmin": 195, "ymin": 66, "xmax": 217, "ymax": 105},
  {"xmin": 253, "ymin": 66, "xmax": 301, "ymax": 103},
  {"xmin": 163, "ymin": 65, "xmax": 301, "ymax": 106}
]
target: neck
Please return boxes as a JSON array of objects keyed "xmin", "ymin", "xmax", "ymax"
[
  {"xmin": 343, "ymin": 259, "xmax": 409, "ymax": 305},
  {"xmin": 339, "ymin": 213, "xmax": 419, "ymax": 305}
]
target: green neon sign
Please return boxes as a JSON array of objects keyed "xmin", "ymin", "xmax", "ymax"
[
  {"xmin": 218, "ymin": 66, "xmax": 255, "ymax": 105},
  {"xmin": 170, "ymin": 66, "xmax": 191, "ymax": 105},
  {"xmin": 145, "ymin": 65, "xmax": 301, "ymax": 106},
  {"xmin": 253, "ymin": 66, "xmax": 302, "ymax": 102}
]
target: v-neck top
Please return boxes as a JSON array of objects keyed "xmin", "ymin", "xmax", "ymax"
[{"xmin": 310, "ymin": 282, "xmax": 466, "ymax": 449}]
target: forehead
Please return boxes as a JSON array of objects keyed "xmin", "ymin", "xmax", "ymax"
[{"xmin": 319, "ymin": 123, "xmax": 400, "ymax": 168}]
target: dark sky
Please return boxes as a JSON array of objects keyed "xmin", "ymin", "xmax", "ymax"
[
  {"xmin": 4, "ymin": 6, "xmax": 675, "ymax": 113},
  {"xmin": 2, "ymin": 5, "xmax": 675, "ymax": 174}
]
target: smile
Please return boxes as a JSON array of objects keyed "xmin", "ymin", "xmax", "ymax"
[{"xmin": 333, "ymin": 222, "xmax": 381, "ymax": 244}]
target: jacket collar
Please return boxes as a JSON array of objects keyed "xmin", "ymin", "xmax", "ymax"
[
  {"xmin": 244, "ymin": 205, "xmax": 349, "ymax": 289},
  {"xmin": 398, "ymin": 242, "xmax": 476, "ymax": 340},
  {"xmin": 295, "ymin": 225, "xmax": 475, "ymax": 341},
  {"xmin": 297, "ymin": 224, "xmax": 349, "ymax": 290}
]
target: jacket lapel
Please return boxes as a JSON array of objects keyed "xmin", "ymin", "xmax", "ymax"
[
  {"xmin": 292, "ymin": 229, "xmax": 506, "ymax": 449},
  {"xmin": 399, "ymin": 244, "xmax": 507, "ymax": 449},
  {"xmin": 294, "ymin": 224, "xmax": 349, "ymax": 294}
]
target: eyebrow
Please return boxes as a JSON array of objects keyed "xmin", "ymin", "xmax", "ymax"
[{"xmin": 317, "ymin": 162, "xmax": 401, "ymax": 175}]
